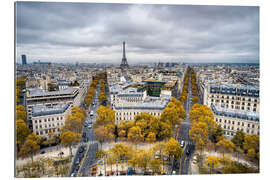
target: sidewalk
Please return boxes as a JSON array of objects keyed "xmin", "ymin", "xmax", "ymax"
[{"xmin": 16, "ymin": 145, "xmax": 77, "ymax": 167}]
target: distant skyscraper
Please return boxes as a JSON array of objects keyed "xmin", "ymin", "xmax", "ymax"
[
  {"xmin": 21, "ymin": 54, "xmax": 27, "ymax": 65},
  {"xmin": 120, "ymin": 41, "xmax": 129, "ymax": 69}
]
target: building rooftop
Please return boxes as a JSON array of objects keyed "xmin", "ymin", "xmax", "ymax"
[
  {"xmin": 211, "ymin": 104, "xmax": 259, "ymax": 122},
  {"xmin": 32, "ymin": 102, "xmax": 72, "ymax": 117},
  {"xmin": 28, "ymin": 87, "xmax": 78, "ymax": 98},
  {"xmin": 210, "ymin": 83, "xmax": 259, "ymax": 97},
  {"xmin": 114, "ymin": 95, "xmax": 170, "ymax": 110}
]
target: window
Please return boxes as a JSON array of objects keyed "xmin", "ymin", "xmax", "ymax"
[
  {"xmin": 40, "ymin": 131, "xmax": 43, "ymax": 135},
  {"xmin": 254, "ymin": 99, "xmax": 257, "ymax": 102},
  {"xmin": 45, "ymin": 130, "xmax": 48, "ymax": 133},
  {"xmin": 238, "ymin": 122, "xmax": 240, "ymax": 125},
  {"xmin": 60, "ymin": 117, "xmax": 63, "ymax": 120},
  {"xmin": 242, "ymin": 122, "xmax": 244, "ymax": 126},
  {"xmin": 232, "ymin": 121, "xmax": 235, "ymax": 125},
  {"xmin": 224, "ymin": 125, "xmax": 226, "ymax": 129},
  {"xmin": 254, "ymin": 104, "xmax": 257, "ymax": 107},
  {"xmin": 44, "ymin": 119, "xmax": 47, "ymax": 122},
  {"xmin": 228, "ymin": 120, "xmax": 231, "ymax": 124},
  {"xmin": 252, "ymin": 124, "xmax": 255, "ymax": 128},
  {"xmin": 242, "ymin": 98, "xmax": 245, "ymax": 101},
  {"xmin": 232, "ymin": 127, "xmax": 234, "ymax": 130},
  {"xmin": 40, "ymin": 125, "xmax": 42, "ymax": 128},
  {"xmin": 36, "ymin": 132, "xmax": 39, "ymax": 135},
  {"xmin": 248, "ymin": 124, "xmax": 250, "ymax": 127},
  {"xmin": 52, "ymin": 118, "xmax": 54, "ymax": 121},
  {"xmin": 247, "ymin": 129, "xmax": 249, "ymax": 133},
  {"xmin": 248, "ymin": 103, "xmax": 251, "ymax": 106},
  {"xmin": 36, "ymin": 126, "xmax": 38, "ymax": 129},
  {"xmin": 35, "ymin": 120, "xmax": 37, "ymax": 123},
  {"xmin": 39, "ymin": 120, "xmax": 42, "ymax": 123},
  {"xmin": 224, "ymin": 120, "xmax": 227, "ymax": 123},
  {"xmin": 57, "ymin": 117, "xmax": 59, "ymax": 120},
  {"xmin": 220, "ymin": 119, "xmax": 222, "ymax": 122},
  {"xmin": 231, "ymin": 101, "xmax": 234, "ymax": 104},
  {"xmin": 253, "ymin": 108, "xmax": 256, "ymax": 112},
  {"xmin": 242, "ymin": 102, "xmax": 245, "ymax": 105},
  {"xmin": 232, "ymin": 97, "xmax": 234, "ymax": 100},
  {"xmin": 241, "ymin": 107, "xmax": 244, "ymax": 110},
  {"xmin": 48, "ymin": 118, "xmax": 50, "ymax": 121}
]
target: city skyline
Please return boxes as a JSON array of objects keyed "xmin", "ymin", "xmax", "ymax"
[{"xmin": 16, "ymin": 2, "xmax": 259, "ymax": 64}]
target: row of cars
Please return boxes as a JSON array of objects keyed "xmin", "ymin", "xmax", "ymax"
[{"xmin": 70, "ymin": 145, "xmax": 87, "ymax": 177}]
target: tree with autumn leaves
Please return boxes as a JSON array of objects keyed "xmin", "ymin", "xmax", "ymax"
[
  {"xmin": 97, "ymin": 139, "xmax": 182, "ymax": 175},
  {"xmin": 60, "ymin": 106, "xmax": 86, "ymax": 154},
  {"xmin": 189, "ymin": 103, "xmax": 220, "ymax": 153},
  {"xmin": 19, "ymin": 133, "xmax": 41, "ymax": 162},
  {"xmin": 60, "ymin": 130, "xmax": 81, "ymax": 156},
  {"xmin": 94, "ymin": 105, "xmax": 116, "ymax": 148}
]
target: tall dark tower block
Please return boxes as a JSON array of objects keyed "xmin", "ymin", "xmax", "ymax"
[
  {"xmin": 21, "ymin": 54, "xmax": 27, "ymax": 65},
  {"xmin": 120, "ymin": 41, "xmax": 129, "ymax": 69}
]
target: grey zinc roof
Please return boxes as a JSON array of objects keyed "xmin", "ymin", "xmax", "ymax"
[
  {"xmin": 28, "ymin": 87, "xmax": 78, "ymax": 97},
  {"xmin": 211, "ymin": 104, "xmax": 259, "ymax": 122},
  {"xmin": 32, "ymin": 102, "xmax": 72, "ymax": 117},
  {"xmin": 114, "ymin": 97, "xmax": 170, "ymax": 111}
]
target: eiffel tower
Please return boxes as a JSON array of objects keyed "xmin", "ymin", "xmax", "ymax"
[{"xmin": 120, "ymin": 41, "xmax": 129, "ymax": 69}]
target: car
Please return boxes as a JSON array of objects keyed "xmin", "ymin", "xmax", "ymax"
[
  {"xmin": 70, "ymin": 172, "xmax": 76, "ymax": 177},
  {"xmin": 90, "ymin": 111, "xmax": 94, "ymax": 116},
  {"xmin": 75, "ymin": 158, "xmax": 80, "ymax": 165},
  {"xmin": 82, "ymin": 132, "xmax": 86, "ymax": 138},
  {"xmin": 40, "ymin": 150, "xmax": 46, "ymax": 154},
  {"xmin": 78, "ymin": 146, "xmax": 85, "ymax": 153},
  {"xmin": 193, "ymin": 155, "xmax": 198, "ymax": 164},
  {"xmin": 83, "ymin": 137, "xmax": 88, "ymax": 143},
  {"xmin": 180, "ymin": 140, "xmax": 185, "ymax": 148},
  {"xmin": 75, "ymin": 166, "xmax": 80, "ymax": 171},
  {"xmin": 186, "ymin": 149, "xmax": 190, "ymax": 156},
  {"xmin": 88, "ymin": 124, "xmax": 92, "ymax": 128}
]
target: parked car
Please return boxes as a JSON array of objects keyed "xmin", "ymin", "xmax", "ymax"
[
  {"xmin": 40, "ymin": 150, "xmax": 45, "ymax": 154},
  {"xmin": 75, "ymin": 166, "xmax": 80, "ymax": 172},
  {"xmin": 193, "ymin": 155, "xmax": 198, "ymax": 164},
  {"xmin": 70, "ymin": 172, "xmax": 76, "ymax": 177}
]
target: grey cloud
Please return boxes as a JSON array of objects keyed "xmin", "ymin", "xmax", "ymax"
[{"xmin": 16, "ymin": 2, "xmax": 259, "ymax": 64}]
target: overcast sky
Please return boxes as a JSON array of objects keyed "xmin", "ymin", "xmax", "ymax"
[{"xmin": 16, "ymin": 2, "xmax": 259, "ymax": 64}]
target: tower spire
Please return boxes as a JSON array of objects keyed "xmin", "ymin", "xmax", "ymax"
[{"xmin": 120, "ymin": 41, "xmax": 129, "ymax": 69}]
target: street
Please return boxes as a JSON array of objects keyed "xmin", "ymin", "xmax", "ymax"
[
  {"xmin": 69, "ymin": 83, "xmax": 101, "ymax": 177},
  {"xmin": 174, "ymin": 71, "xmax": 195, "ymax": 175}
]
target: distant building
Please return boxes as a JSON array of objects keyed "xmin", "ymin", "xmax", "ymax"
[
  {"xmin": 204, "ymin": 84, "xmax": 260, "ymax": 113},
  {"xmin": 211, "ymin": 104, "xmax": 259, "ymax": 138},
  {"xmin": 31, "ymin": 102, "xmax": 72, "ymax": 137},
  {"xmin": 21, "ymin": 54, "xmax": 27, "ymax": 65},
  {"xmin": 113, "ymin": 87, "xmax": 171, "ymax": 124},
  {"xmin": 26, "ymin": 87, "xmax": 81, "ymax": 130}
]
